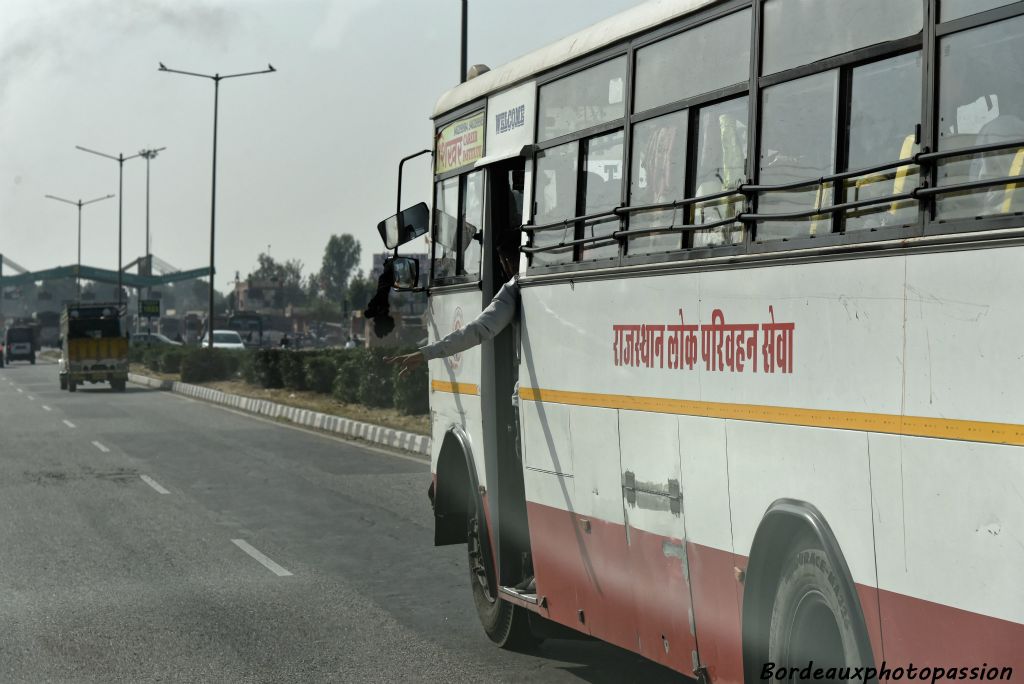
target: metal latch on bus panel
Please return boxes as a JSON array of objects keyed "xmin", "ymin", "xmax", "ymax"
[{"xmin": 622, "ymin": 471, "xmax": 682, "ymax": 516}]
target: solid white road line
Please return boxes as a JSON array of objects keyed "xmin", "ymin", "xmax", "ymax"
[
  {"xmin": 62, "ymin": 419, "xmax": 76, "ymax": 428},
  {"xmin": 42, "ymin": 405, "xmax": 52, "ymax": 411},
  {"xmin": 91, "ymin": 441, "xmax": 110, "ymax": 453},
  {"xmin": 139, "ymin": 475, "xmax": 170, "ymax": 495},
  {"xmin": 231, "ymin": 539, "xmax": 293, "ymax": 577}
]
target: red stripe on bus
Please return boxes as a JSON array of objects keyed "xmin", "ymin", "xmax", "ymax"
[{"xmin": 523, "ymin": 501, "xmax": 1024, "ymax": 681}]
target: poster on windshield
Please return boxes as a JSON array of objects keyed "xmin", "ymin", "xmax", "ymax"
[{"xmin": 435, "ymin": 110, "xmax": 485, "ymax": 175}]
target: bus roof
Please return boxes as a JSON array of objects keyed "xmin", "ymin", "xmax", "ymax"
[{"xmin": 432, "ymin": 0, "xmax": 714, "ymax": 119}]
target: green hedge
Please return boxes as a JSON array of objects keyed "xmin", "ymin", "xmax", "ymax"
[
  {"xmin": 160, "ymin": 348, "xmax": 185, "ymax": 374},
  {"xmin": 357, "ymin": 349, "xmax": 394, "ymax": 408},
  {"xmin": 391, "ymin": 353, "xmax": 429, "ymax": 415},
  {"xmin": 253, "ymin": 349, "xmax": 283, "ymax": 388},
  {"xmin": 279, "ymin": 351, "xmax": 310, "ymax": 391},
  {"xmin": 179, "ymin": 348, "xmax": 238, "ymax": 384},
  {"xmin": 136, "ymin": 342, "xmax": 430, "ymax": 417},
  {"xmin": 305, "ymin": 355, "xmax": 338, "ymax": 394}
]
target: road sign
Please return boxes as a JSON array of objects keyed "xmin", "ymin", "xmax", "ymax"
[{"xmin": 139, "ymin": 299, "xmax": 161, "ymax": 318}]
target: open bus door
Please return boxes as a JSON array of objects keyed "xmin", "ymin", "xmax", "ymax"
[{"xmin": 479, "ymin": 158, "xmax": 534, "ymax": 593}]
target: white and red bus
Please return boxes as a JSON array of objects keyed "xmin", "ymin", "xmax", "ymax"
[{"xmin": 382, "ymin": 0, "xmax": 1024, "ymax": 680}]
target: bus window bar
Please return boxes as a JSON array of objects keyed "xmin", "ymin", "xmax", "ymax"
[
  {"xmin": 522, "ymin": 232, "xmax": 619, "ymax": 254},
  {"xmin": 916, "ymin": 138, "xmax": 1024, "ymax": 163},
  {"xmin": 527, "ymin": 209, "xmax": 621, "ymax": 234},
  {"xmin": 519, "ymin": 138, "xmax": 1024, "ymax": 252},
  {"xmin": 739, "ymin": 191, "xmax": 918, "ymax": 222},
  {"xmin": 612, "ymin": 213, "xmax": 744, "ymax": 240},
  {"xmin": 913, "ymin": 174, "xmax": 1024, "ymax": 198}
]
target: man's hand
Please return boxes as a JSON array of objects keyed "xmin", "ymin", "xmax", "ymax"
[{"xmin": 385, "ymin": 351, "xmax": 425, "ymax": 378}]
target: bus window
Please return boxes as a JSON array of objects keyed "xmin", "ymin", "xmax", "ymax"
[
  {"xmin": 432, "ymin": 177, "xmax": 460, "ymax": 280},
  {"xmin": 462, "ymin": 170, "xmax": 484, "ymax": 278},
  {"xmin": 693, "ymin": 96, "xmax": 748, "ymax": 247},
  {"xmin": 844, "ymin": 52, "xmax": 921, "ymax": 232},
  {"xmin": 531, "ymin": 142, "xmax": 579, "ymax": 267},
  {"xmin": 942, "ymin": 0, "xmax": 1019, "ymax": 22},
  {"xmin": 537, "ymin": 56, "xmax": 626, "ymax": 142},
  {"xmin": 758, "ymin": 72, "xmax": 838, "ymax": 242},
  {"xmin": 763, "ymin": 0, "xmax": 922, "ymax": 75},
  {"xmin": 937, "ymin": 14, "xmax": 1024, "ymax": 219},
  {"xmin": 633, "ymin": 9, "xmax": 750, "ymax": 113},
  {"xmin": 580, "ymin": 129, "xmax": 624, "ymax": 261},
  {"xmin": 628, "ymin": 109, "xmax": 688, "ymax": 254}
]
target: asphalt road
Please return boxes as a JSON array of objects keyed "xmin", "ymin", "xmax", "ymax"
[{"xmin": 0, "ymin": 360, "xmax": 684, "ymax": 683}]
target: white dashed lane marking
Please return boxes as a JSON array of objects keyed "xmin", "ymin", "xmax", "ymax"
[
  {"xmin": 42, "ymin": 405, "xmax": 52, "ymax": 411},
  {"xmin": 91, "ymin": 441, "xmax": 110, "ymax": 453},
  {"xmin": 62, "ymin": 419, "xmax": 76, "ymax": 429},
  {"xmin": 231, "ymin": 539, "xmax": 293, "ymax": 577},
  {"xmin": 139, "ymin": 475, "xmax": 170, "ymax": 495}
]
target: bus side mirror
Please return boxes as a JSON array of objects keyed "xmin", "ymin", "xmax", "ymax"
[
  {"xmin": 391, "ymin": 256, "xmax": 420, "ymax": 291},
  {"xmin": 377, "ymin": 202, "xmax": 430, "ymax": 249}
]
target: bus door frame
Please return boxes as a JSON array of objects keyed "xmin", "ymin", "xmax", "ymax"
[{"xmin": 478, "ymin": 156, "xmax": 532, "ymax": 588}]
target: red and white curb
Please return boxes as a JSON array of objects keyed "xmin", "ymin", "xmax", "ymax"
[{"xmin": 128, "ymin": 373, "xmax": 430, "ymax": 456}]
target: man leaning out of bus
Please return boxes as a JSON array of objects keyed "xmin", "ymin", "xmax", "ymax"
[{"xmin": 386, "ymin": 228, "xmax": 521, "ymax": 376}]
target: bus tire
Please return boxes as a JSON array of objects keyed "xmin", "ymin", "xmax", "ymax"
[
  {"xmin": 767, "ymin": 534, "xmax": 872, "ymax": 677},
  {"xmin": 466, "ymin": 483, "xmax": 535, "ymax": 650}
]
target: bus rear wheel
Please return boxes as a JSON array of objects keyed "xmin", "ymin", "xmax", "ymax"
[
  {"xmin": 767, "ymin": 536, "xmax": 870, "ymax": 682},
  {"xmin": 466, "ymin": 484, "xmax": 535, "ymax": 650}
]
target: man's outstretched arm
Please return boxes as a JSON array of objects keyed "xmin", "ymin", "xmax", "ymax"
[{"xmin": 387, "ymin": 278, "xmax": 518, "ymax": 376}]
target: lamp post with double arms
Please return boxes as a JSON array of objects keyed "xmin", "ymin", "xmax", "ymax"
[
  {"xmin": 157, "ymin": 62, "xmax": 275, "ymax": 348},
  {"xmin": 44, "ymin": 193, "xmax": 115, "ymax": 299},
  {"xmin": 75, "ymin": 146, "xmax": 144, "ymax": 307}
]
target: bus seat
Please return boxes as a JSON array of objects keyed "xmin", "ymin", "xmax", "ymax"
[{"xmin": 1001, "ymin": 147, "xmax": 1024, "ymax": 214}]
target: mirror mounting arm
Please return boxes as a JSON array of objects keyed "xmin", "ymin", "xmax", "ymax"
[{"xmin": 397, "ymin": 149, "xmax": 432, "ymax": 221}]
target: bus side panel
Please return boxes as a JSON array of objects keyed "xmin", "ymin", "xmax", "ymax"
[
  {"xmin": 871, "ymin": 247, "xmax": 1024, "ymax": 669},
  {"xmin": 679, "ymin": 415, "xmax": 744, "ymax": 683},
  {"xmin": 427, "ymin": 290, "xmax": 485, "ymax": 499}
]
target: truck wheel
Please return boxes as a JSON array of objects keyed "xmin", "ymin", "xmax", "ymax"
[
  {"xmin": 68, "ymin": 380, "xmax": 77, "ymax": 393},
  {"xmin": 767, "ymin": 534, "xmax": 872, "ymax": 677},
  {"xmin": 467, "ymin": 482, "xmax": 536, "ymax": 650}
]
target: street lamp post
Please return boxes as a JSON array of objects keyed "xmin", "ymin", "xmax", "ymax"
[
  {"xmin": 44, "ymin": 193, "xmax": 115, "ymax": 299},
  {"xmin": 75, "ymin": 146, "xmax": 144, "ymax": 307},
  {"xmin": 158, "ymin": 62, "xmax": 275, "ymax": 348},
  {"xmin": 138, "ymin": 148, "xmax": 166, "ymax": 271}
]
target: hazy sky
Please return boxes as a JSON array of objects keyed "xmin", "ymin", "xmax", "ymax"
[{"xmin": 0, "ymin": 0, "xmax": 642, "ymax": 288}]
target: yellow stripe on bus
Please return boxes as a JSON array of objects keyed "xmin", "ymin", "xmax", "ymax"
[
  {"xmin": 431, "ymin": 380, "xmax": 480, "ymax": 395},
  {"xmin": 518, "ymin": 387, "xmax": 1024, "ymax": 447}
]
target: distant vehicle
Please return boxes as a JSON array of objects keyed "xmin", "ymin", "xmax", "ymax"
[
  {"xmin": 33, "ymin": 311, "xmax": 61, "ymax": 348},
  {"xmin": 130, "ymin": 332, "xmax": 182, "ymax": 347},
  {"xmin": 158, "ymin": 316, "xmax": 181, "ymax": 340},
  {"xmin": 60, "ymin": 303, "xmax": 128, "ymax": 392},
  {"xmin": 183, "ymin": 311, "xmax": 204, "ymax": 345},
  {"xmin": 3, "ymin": 326, "xmax": 36, "ymax": 365},
  {"xmin": 200, "ymin": 330, "xmax": 246, "ymax": 350},
  {"xmin": 227, "ymin": 311, "xmax": 264, "ymax": 348}
]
